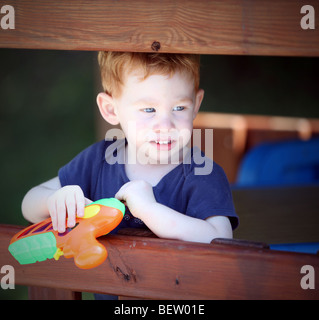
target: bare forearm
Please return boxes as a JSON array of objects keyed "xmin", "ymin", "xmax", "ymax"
[
  {"xmin": 21, "ymin": 185, "xmax": 56, "ymax": 223},
  {"xmin": 22, "ymin": 177, "xmax": 62, "ymax": 223},
  {"xmin": 137, "ymin": 202, "xmax": 227, "ymax": 243},
  {"xmin": 115, "ymin": 180, "xmax": 232, "ymax": 243}
]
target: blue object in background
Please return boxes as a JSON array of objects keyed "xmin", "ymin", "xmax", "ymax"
[
  {"xmin": 270, "ymin": 242, "xmax": 319, "ymax": 255},
  {"xmin": 235, "ymin": 138, "xmax": 319, "ymax": 255},
  {"xmin": 236, "ymin": 138, "xmax": 319, "ymax": 187}
]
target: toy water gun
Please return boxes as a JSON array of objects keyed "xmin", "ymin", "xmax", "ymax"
[{"xmin": 8, "ymin": 198, "xmax": 125, "ymax": 269}]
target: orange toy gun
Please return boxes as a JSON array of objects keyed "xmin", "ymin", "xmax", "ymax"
[{"xmin": 8, "ymin": 198, "xmax": 125, "ymax": 269}]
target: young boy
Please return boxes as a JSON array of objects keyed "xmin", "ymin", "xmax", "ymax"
[{"xmin": 21, "ymin": 52, "xmax": 238, "ymax": 244}]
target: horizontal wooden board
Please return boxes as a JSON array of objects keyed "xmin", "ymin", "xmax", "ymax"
[
  {"xmin": 0, "ymin": 0, "xmax": 318, "ymax": 56},
  {"xmin": 0, "ymin": 224, "xmax": 318, "ymax": 299},
  {"xmin": 233, "ymin": 184, "xmax": 319, "ymax": 244}
]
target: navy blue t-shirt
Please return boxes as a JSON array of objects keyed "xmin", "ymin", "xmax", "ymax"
[{"xmin": 58, "ymin": 139, "xmax": 238, "ymax": 233}]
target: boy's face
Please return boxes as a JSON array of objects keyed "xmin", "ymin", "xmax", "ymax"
[{"xmin": 104, "ymin": 69, "xmax": 203, "ymax": 164}]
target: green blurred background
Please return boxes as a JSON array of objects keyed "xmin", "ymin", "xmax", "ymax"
[
  {"xmin": 0, "ymin": 49, "xmax": 318, "ymax": 299},
  {"xmin": 0, "ymin": 49, "xmax": 96, "ymax": 299}
]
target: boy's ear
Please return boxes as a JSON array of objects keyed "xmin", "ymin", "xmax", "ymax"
[
  {"xmin": 96, "ymin": 92, "xmax": 119, "ymax": 125},
  {"xmin": 193, "ymin": 89, "xmax": 204, "ymax": 119}
]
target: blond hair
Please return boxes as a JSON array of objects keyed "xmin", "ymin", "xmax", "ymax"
[{"xmin": 98, "ymin": 51, "xmax": 200, "ymax": 98}]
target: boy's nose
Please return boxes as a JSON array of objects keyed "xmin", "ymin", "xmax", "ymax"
[{"xmin": 153, "ymin": 113, "xmax": 175, "ymax": 131}]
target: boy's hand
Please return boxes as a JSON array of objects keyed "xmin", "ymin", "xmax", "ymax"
[
  {"xmin": 46, "ymin": 185, "xmax": 92, "ymax": 233},
  {"xmin": 115, "ymin": 180, "xmax": 156, "ymax": 219}
]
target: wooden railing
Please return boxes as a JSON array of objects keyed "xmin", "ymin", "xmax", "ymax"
[
  {"xmin": 1, "ymin": 224, "xmax": 318, "ymax": 300},
  {"xmin": 0, "ymin": 0, "xmax": 318, "ymax": 56}
]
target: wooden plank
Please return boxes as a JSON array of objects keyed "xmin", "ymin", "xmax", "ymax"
[
  {"xmin": 28, "ymin": 286, "xmax": 81, "ymax": 300},
  {"xmin": 244, "ymin": 114, "xmax": 314, "ymax": 149},
  {"xmin": 0, "ymin": 0, "xmax": 318, "ymax": 56},
  {"xmin": 233, "ymin": 185, "xmax": 319, "ymax": 244},
  {"xmin": 1, "ymin": 224, "xmax": 318, "ymax": 299}
]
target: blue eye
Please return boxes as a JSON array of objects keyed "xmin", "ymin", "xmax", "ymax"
[
  {"xmin": 173, "ymin": 106, "xmax": 185, "ymax": 111},
  {"xmin": 143, "ymin": 107, "xmax": 156, "ymax": 113}
]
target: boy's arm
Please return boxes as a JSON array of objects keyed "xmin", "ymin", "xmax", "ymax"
[
  {"xmin": 135, "ymin": 202, "xmax": 232, "ymax": 243},
  {"xmin": 115, "ymin": 180, "xmax": 233, "ymax": 243},
  {"xmin": 22, "ymin": 176, "xmax": 62, "ymax": 223},
  {"xmin": 22, "ymin": 177, "xmax": 90, "ymax": 233}
]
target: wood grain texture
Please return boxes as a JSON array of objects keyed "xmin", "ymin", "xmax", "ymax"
[
  {"xmin": 1, "ymin": 224, "xmax": 318, "ymax": 299},
  {"xmin": 233, "ymin": 185, "xmax": 319, "ymax": 244},
  {"xmin": 0, "ymin": 0, "xmax": 318, "ymax": 56},
  {"xmin": 28, "ymin": 286, "xmax": 81, "ymax": 300}
]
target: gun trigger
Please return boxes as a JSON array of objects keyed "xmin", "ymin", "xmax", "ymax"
[{"xmin": 54, "ymin": 248, "xmax": 64, "ymax": 261}]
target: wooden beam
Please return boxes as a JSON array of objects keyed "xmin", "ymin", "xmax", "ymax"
[
  {"xmin": 28, "ymin": 286, "xmax": 81, "ymax": 300},
  {"xmin": 0, "ymin": 0, "xmax": 318, "ymax": 56},
  {"xmin": 233, "ymin": 185, "xmax": 319, "ymax": 244},
  {"xmin": 0, "ymin": 224, "xmax": 318, "ymax": 299}
]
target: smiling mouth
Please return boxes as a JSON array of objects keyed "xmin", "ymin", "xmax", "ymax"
[
  {"xmin": 155, "ymin": 140, "xmax": 171, "ymax": 145},
  {"xmin": 150, "ymin": 139, "xmax": 174, "ymax": 150}
]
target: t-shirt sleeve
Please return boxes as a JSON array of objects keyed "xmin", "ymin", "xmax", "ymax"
[
  {"xmin": 58, "ymin": 140, "xmax": 106, "ymax": 199},
  {"xmin": 183, "ymin": 161, "xmax": 239, "ymax": 230}
]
